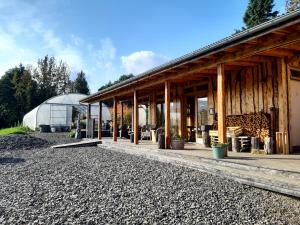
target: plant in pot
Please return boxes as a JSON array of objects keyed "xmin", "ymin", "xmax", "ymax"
[
  {"xmin": 171, "ymin": 134, "xmax": 185, "ymax": 150},
  {"xmin": 212, "ymin": 143, "xmax": 228, "ymax": 159}
]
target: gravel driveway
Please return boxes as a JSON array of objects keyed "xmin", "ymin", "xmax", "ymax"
[{"xmin": 0, "ymin": 135, "xmax": 299, "ymax": 224}]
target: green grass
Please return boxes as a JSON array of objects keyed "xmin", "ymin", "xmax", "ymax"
[{"xmin": 0, "ymin": 126, "xmax": 32, "ymax": 136}]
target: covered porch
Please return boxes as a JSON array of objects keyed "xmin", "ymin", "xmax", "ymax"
[{"xmin": 82, "ymin": 12, "xmax": 300, "ymax": 156}]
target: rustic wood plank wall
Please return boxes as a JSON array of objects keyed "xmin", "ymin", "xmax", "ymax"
[{"xmin": 208, "ymin": 59, "xmax": 280, "ymax": 120}]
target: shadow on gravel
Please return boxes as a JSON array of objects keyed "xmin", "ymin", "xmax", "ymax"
[{"xmin": 0, "ymin": 157, "xmax": 25, "ymax": 165}]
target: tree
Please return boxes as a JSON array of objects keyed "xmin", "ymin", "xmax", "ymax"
[
  {"xmin": 55, "ymin": 60, "xmax": 71, "ymax": 94},
  {"xmin": 243, "ymin": 0, "xmax": 279, "ymax": 29},
  {"xmin": 98, "ymin": 74, "xmax": 134, "ymax": 91},
  {"xmin": 73, "ymin": 70, "xmax": 90, "ymax": 95},
  {"xmin": 0, "ymin": 69, "xmax": 18, "ymax": 128},
  {"xmin": 12, "ymin": 65, "xmax": 38, "ymax": 118},
  {"xmin": 0, "ymin": 64, "xmax": 38, "ymax": 128},
  {"xmin": 33, "ymin": 55, "xmax": 71, "ymax": 104},
  {"xmin": 286, "ymin": 0, "xmax": 300, "ymax": 12}
]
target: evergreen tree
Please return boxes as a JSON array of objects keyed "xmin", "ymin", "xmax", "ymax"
[
  {"xmin": 0, "ymin": 65, "xmax": 38, "ymax": 128},
  {"xmin": 243, "ymin": 0, "xmax": 279, "ymax": 28},
  {"xmin": 12, "ymin": 64, "xmax": 38, "ymax": 118},
  {"xmin": 286, "ymin": 0, "xmax": 300, "ymax": 12},
  {"xmin": 73, "ymin": 70, "xmax": 90, "ymax": 94},
  {"xmin": 0, "ymin": 68, "xmax": 18, "ymax": 128}
]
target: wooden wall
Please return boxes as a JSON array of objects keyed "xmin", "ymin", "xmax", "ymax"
[{"xmin": 208, "ymin": 59, "xmax": 280, "ymax": 124}]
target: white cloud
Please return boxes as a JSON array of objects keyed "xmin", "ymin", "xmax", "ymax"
[
  {"xmin": 71, "ymin": 34, "xmax": 82, "ymax": 46},
  {"xmin": 121, "ymin": 51, "xmax": 169, "ymax": 75},
  {"xmin": 93, "ymin": 38, "xmax": 116, "ymax": 69},
  {"xmin": 56, "ymin": 47, "xmax": 84, "ymax": 71},
  {"xmin": 0, "ymin": 29, "xmax": 38, "ymax": 76}
]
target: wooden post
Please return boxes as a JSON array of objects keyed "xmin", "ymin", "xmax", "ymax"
[
  {"xmin": 98, "ymin": 101, "xmax": 102, "ymax": 139},
  {"xmin": 151, "ymin": 93, "xmax": 157, "ymax": 126},
  {"xmin": 278, "ymin": 58, "xmax": 290, "ymax": 154},
  {"xmin": 113, "ymin": 97, "xmax": 118, "ymax": 142},
  {"xmin": 86, "ymin": 104, "xmax": 91, "ymax": 138},
  {"xmin": 178, "ymin": 86, "xmax": 185, "ymax": 138},
  {"xmin": 121, "ymin": 102, "xmax": 124, "ymax": 127},
  {"xmin": 134, "ymin": 90, "xmax": 139, "ymax": 144},
  {"xmin": 217, "ymin": 64, "xmax": 227, "ymax": 156},
  {"xmin": 120, "ymin": 102, "xmax": 123, "ymax": 138},
  {"xmin": 195, "ymin": 96, "xmax": 198, "ymax": 142},
  {"xmin": 131, "ymin": 99, "xmax": 134, "ymax": 131},
  {"xmin": 165, "ymin": 81, "xmax": 171, "ymax": 149}
]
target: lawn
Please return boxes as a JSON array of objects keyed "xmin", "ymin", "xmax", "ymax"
[{"xmin": 0, "ymin": 126, "xmax": 31, "ymax": 135}]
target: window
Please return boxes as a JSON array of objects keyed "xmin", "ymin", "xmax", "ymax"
[{"xmin": 290, "ymin": 67, "xmax": 300, "ymax": 81}]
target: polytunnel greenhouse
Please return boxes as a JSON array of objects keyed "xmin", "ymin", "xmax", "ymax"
[{"xmin": 23, "ymin": 93, "xmax": 111, "ymax": 130}]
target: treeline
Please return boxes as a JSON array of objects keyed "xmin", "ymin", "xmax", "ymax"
[
  {"xmin": 98, "ymin": 74, "xmax": 134, "ymax": 91},
  {"xmin": 0, "ymin": 55, "xmax": 90, "ymax": 128}
]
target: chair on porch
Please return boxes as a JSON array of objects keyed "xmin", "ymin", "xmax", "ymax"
[{"xmin": 141, "ymin": 125, "xmax": 151, "ymax": 140}]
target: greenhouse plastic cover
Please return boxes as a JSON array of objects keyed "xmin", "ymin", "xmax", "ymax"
[{"xmin": 23, "ymin": 93, "xmax": 111, "ymax": 130}]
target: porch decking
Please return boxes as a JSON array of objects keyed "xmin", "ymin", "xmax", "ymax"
[{"xmin": 99, "ymin": 138, "xmax": 300, "ymax": 198}]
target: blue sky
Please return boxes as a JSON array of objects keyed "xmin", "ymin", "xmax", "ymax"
[{"xmin": 0, "ymin": 0, "xmax": 286, "ymax": 92}]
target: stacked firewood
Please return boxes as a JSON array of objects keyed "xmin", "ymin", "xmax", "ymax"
[{"xmin": 213, "ymin": 113, "xmax": 271, "ymax": 142}]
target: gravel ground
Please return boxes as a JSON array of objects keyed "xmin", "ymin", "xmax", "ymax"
[
  {"xmin": 0, "ymin": 135, "xmax": 300, "ymax": 224},
  {"xmin": 0, "ymin": 134, "xmax": 48, "ymax": 151}
]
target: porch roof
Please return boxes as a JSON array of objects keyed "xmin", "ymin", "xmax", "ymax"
[{"xmin": 81, "ymin": 11, "xmax": 300, "ymax": 104}]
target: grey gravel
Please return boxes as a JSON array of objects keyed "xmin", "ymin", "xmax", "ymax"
[
  {"xmin": 0, "ymin": 134, "xmax": 48, "ymax": 151},
  {"xmin": 0, "ymin": 135, "xmax": 299, "ymax": 224}
]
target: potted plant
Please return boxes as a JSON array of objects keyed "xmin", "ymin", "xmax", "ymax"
[
  {"xmin": 212, "ymin": 143, "xmax": 228, "ymax": 159},
  {"xmin": 171, "ymin": 134, "xmax": 185, "ymax": 150}
]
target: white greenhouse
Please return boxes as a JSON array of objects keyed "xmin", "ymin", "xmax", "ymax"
[{"xmin": 23, "ymin": 93, "xmax": 111, "ymax": 130}]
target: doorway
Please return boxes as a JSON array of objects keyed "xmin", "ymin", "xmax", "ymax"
[
  {"xmin": 195, "ymin": 97, "xmax": 208, "ymax": 144},
  {"xmin": 289, "ymin": 73, "xmax": 300, "ymax": 152}
]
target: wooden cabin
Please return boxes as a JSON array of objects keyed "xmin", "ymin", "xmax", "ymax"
[{"xmin": 81, "ymin": 11, "xmax": 300, "ymax": 155}]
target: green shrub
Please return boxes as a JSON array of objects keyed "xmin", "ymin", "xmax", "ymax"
[{"xmin": 69, "ymin": 130, "xmax": 76, "ymax": 138}]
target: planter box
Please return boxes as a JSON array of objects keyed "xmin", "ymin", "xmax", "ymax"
[{"xmin": 171, "ymin": 140, "xmax": 185, "ymax": 150}]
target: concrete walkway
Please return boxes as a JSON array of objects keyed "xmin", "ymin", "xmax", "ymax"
[{"xmin": 99, "ymin": 138, "xmax": 300, "ymax": 198}]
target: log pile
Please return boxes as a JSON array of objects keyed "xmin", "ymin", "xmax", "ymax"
[
  {"xmin": 213, "ymin": 113, "xmax": 271, "ymax": 142},
  {"xmin": 226, "ymin": 113, "xmax": 271, "ymax": 142}
]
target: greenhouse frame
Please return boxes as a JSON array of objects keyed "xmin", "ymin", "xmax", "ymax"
[{"xmin": 23, "ymin": 93, "xmax": 111, "ymax": 130}]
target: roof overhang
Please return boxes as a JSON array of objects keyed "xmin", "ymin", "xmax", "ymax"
[{"xmin": 81, "ymin": 11, "xmax": 300, "ymax": 104}]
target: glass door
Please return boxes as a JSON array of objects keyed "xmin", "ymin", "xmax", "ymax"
[{"xmin": 196, "ymin": 97, "xmax": 208, "ymax": 144}]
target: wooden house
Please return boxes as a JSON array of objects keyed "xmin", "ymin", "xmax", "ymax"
[{"xmin": 81, "ymin": 11, "xmax": 300, "ymax": 154}]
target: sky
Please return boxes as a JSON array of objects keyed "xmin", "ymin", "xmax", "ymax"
[{"xmin": 0, "ymin": 0, "xmax": 286, "ymax": 93}]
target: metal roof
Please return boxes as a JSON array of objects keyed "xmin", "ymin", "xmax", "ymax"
[{"xmin": 81, "ymin": 10, "xmax": 300, "ymax": 103}]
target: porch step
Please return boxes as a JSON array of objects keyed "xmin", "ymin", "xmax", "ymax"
[{"xmin": 98, "ymin": 142, "xmax": 300, "ymax": 198}]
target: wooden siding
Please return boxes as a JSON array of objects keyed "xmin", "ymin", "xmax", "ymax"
[{"xmin": 208, "ymin": 59, "xmax": 280, "ymax": 120}]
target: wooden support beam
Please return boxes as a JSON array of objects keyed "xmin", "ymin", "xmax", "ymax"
[
  {"xmin": 134, "ymin": 90, "xmax": 139, "ymax": 144},
  {"xmin": 120, "ymin": 102, "xmax": 124, "ymax": 127},
  {"xmin": 98, "ymin": 101, "xmax": 102, "ymax": 139},
  {"xmin": 195, "ymin": 95, "xmax": 198, "ymax": 142},
  {"xmin": 151, "ymin": 93, "xmax": 157, "ymax": 125},
  {"xmin": 113, "ymin": 97, "xmax": 118, "ymax": 142},
  {"xmin": 165, "ymin": 81, "xmax": 171, "ymax": 149},
  {"xmin": 278, "ymin": 58, "xmax": 290, "ymax": 154},
  {"xmin": 178, "ymin": 86, "xmax": 186, "ymax": 138},
  {"xmin": 84, "ymin": 31, "xmax": 300, "ymax": 104},
  {"xmin": 217, "ymin": 64, "xmax": 227, "ymax": 156},
  {"xmin": 86, "ymin": 104, "xmax": 91, "ymax": 138}
]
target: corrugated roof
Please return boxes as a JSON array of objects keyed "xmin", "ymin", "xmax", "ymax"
[{"xmin": 81, "ymin": 10, "xmax": 300, "ymax": 103}]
